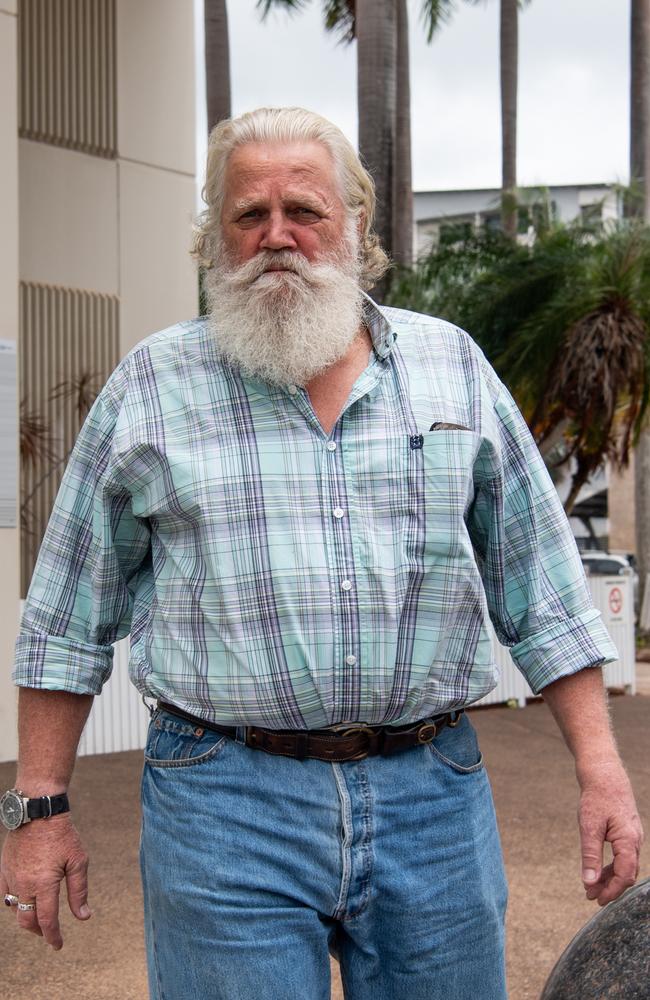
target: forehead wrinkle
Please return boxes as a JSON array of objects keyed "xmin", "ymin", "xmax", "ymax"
[
  {"xmin": 224, "ymin": 145, "xmax": 345, "ymax": 211},
  {"xmin": 230, "ymin": 190, "xmax": 332, "ymax": 214}
]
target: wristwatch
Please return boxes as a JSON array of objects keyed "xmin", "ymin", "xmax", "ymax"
[{"xmin": 0, "ymin": 789, "xmax": 70, "ymax": 831}]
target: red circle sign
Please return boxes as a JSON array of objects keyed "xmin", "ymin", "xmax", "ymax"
[{"xmin": 609, "ymin": 587, "xmax": 622, "ymax": 615}]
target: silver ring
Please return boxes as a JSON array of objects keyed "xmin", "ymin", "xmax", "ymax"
[
  {"xmin": 17, "ymin": 901, "xmax": 36, "ymax": 912},
  {"xmin": 4, "ymin": 894, "xmax": 18, "ymax": 907}
]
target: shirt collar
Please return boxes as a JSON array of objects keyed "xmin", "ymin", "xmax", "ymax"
[{"xmin": 362, "ymin": 293, "xmax": 398, "ymax": 361}]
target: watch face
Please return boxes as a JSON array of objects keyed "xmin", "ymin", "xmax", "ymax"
[{"xmin": 0, "ymin": 791, "xmax": 24, "ymax": 831}]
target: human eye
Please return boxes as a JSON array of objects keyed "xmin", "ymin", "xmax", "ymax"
[{"xmin": 292, "ymin": 206, "xmax": 320, "ymax": 221}]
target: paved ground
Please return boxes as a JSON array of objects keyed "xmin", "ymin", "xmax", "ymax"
[{"xmin": 1, "ymin": 680, "xmax": 648, "ymax": 1000}]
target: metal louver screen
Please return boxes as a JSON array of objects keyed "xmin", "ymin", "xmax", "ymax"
[
  {"xmin": 19, "ymin": 282, "xmax": 120, "ymax": 596},
  {"xmin": 18, "ymin": 0, "xmax": 117, "ymax": 158}
]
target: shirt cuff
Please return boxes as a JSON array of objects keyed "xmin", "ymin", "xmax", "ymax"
[
  {"xmin": 509, "ymin": 608, "xmax": 619, "ymax": 695},
  {"xmin": 13, "ymin": 633, "xmax": 114, "ymax": 695}
]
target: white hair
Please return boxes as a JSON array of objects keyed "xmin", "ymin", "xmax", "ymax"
[{"xmin": 191, "ymin": 106, "xmax": 390, "ymax": 291}]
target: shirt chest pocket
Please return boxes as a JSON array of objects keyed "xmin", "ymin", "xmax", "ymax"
[{"xmin": 351, "ymin": 430, "xmax": 480, "ymax": 566}]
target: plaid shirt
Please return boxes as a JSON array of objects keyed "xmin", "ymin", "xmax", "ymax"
[{"xmin": 13, "ymin": 298, "xmax": 617, "ymax": 728}]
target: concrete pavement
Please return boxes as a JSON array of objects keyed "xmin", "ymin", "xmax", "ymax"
[{"xmin": 1, "ymin": 685, "xmax": 648, "ymax": 1000}]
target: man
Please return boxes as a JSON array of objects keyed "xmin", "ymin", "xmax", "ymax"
[{"xmin": 1, "ymin": 107, "xmax": 643, "ymax": 999}]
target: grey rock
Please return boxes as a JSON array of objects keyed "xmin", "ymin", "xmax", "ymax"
[{"xmin": 540, "ymin": 878, "xmax": 650, "ymax": 999}]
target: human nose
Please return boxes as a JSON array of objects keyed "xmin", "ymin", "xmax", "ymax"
[{"xmin": 259, "ymin": 211, "xmax": 298, "ymax": 251}]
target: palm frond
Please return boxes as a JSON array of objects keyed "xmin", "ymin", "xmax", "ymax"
[
  {"xmin": 48, "ymin": 371, "xmax": 102, "ymax": 420},
  {"xmin": 386, "ymin": 214, "xmax": 650, "ymax": 504},
  {"xmin": 322, "ymin": 0, "xmax": 356, "ymax": 42},
  {"xmin": 256, "ymin": 0, "xmax": 309, "ymax": 21},
  {"xmin": 19, "ymin": 402, "xmax": 60, "ymax": 468},
  {"xmin": 420, "ymin": 0, "xmax": 458, "ymax": 43}
]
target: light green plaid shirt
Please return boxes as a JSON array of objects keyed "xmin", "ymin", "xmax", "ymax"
[{"xmin": 13, "ymin": 298, "xmax": 617, "ymax": 728}]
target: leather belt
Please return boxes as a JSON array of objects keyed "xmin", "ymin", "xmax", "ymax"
[{"xmin": 156, "ymin": 700, "xmax": 464, "ymax": 762}]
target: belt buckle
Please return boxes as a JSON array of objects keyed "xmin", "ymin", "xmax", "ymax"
[
  {"xmin": 416, "ymin": 723, "xmax": 437, "ymax": 744},
  {"xmin": 328, "ymin": 721, "xmax": 376, "ymax": 736},
  {"xmin": 327, "ymin": 721, "xmax": 376, "ymax": 760}
]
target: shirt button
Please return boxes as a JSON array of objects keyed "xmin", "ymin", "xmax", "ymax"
[
  {"xmin": 341, "ymin": 579, "xmax": 352, "ymax": 591},
  {"xmin": 345, "ymin": 655, "xmax": 357, "ymax": 666},
  {"xmin": 287, "ymin": 384, "xmax": 298, "ymax": 395},
  {"xmin": 326, "ymin": 441, "xmax": 337, "ymax": 451},
  {"xmin": 333, "ymin": 507, "xmax": 345, "ymax": 519}
]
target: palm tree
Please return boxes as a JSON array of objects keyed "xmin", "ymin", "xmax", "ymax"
[
  {"xmin": 200, "ymin": 1, "xmax": 232, "ymax": 314},
  {"xmin": 630, "ymin": 0, "xmax": 650, "ymax": 616},
  {"xmin": 500, "ymin": 0, "xmax": 519, "ymax": 237},
  {"xmin": 205, "ymin": 0, "xmax": 231, "ymax": 133},
  {"xmin": 356, "ymin": 0, "xmax": 398, "ymax": 291},
  {"xmin": 393, "ymin": 0, "xmax": 414, "ymax": 268},
  {"xmin": 257, "ymin": 0, "xmax": 403, "ymax": 287},
  {"xmin": 465, "ymin": 0, "xmax": 530, "ymax": 237},
  {"xmin": 386, "ymin": 218, "xmax": 650, "ymax": 516},
  {"xmin": 257, "ymin": 1, "xmax": 471, "ymax": 295}
]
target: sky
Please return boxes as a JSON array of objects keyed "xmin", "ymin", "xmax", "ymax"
[{"xmin": 194, "ymin": 0, "xmax": 629, "ymax": 208}]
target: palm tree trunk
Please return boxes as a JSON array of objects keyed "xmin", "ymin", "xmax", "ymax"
[
  {"xmin": 632, "ymin": 1, "xmax": 650, "ymax": 618},
  {"xmin": 205, "ymin": 0, "xmax": 231, "ymax": 134},
  {"xmin": 630, "ymin": 0, "xmax": 650, "ymax": 220},
  {"xmin": 500, "ymin": 0, "xmax": 518, "ymax": 238},
  {"xmin": 357, "ymin": 0, "xmax": 397, "ymax": 300},
  {"xmin": 392, "ymin": 0, "xmax": 413, "ymax": 269}
]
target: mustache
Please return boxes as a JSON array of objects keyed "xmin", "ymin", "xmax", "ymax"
[{"xmin": 220, "ymin": 250, "xmax": 323, "ymax": 290}]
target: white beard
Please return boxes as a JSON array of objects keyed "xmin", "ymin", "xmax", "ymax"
[{"xmin": 204, "ymin": 233, "xmax": 365, "ymax": 388}]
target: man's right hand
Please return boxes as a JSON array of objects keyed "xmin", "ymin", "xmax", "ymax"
[{"xmin": 1, "ymin": 813, "xmax": 91, "ymax": 950}]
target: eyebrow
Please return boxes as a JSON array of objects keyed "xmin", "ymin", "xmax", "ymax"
[{"xmin": 230, "ymin": 194, "xmax": 327, "ymax": 215}]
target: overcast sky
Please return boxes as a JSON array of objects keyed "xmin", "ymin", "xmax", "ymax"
[{"xmin": 194, "ymin": 0, "xmax": 629, "ymax": 206}]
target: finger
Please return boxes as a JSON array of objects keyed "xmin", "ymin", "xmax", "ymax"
[
  {"xmin": 65, "ymin": 851, "xmax": 91, "ymax": 920},
  {"xmin": 579, "ymin": 823, "xmax": 603, "ymax": 888},
  {"xmin": 35, "ymin": 884, "xmax": 63, "ymax": 950},
  {"xmin": 0, "ymin": 874, "xmax": 16, "ymax": 908},
  {"xmin": 585, "ymin": 861, "xmax": 613, "ymax": 900},
  {"xmin": 595, "ymin": 848, "xmax": 638, "ymax": 906},
  {"xmin": 15, "ymin": 895, "xmax": 42, "ymax": 938}
]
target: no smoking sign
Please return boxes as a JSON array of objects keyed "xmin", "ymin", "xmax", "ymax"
[{"xmin": 608, "ymin": 586, "xmax": 623, "ymax": 615}]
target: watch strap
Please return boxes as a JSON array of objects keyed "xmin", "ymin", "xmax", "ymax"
[{"xmin": 25, "ymin": 792, "xmax": 70, "ymax": 821}]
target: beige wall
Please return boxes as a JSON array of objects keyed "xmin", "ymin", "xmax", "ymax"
[
  {"xmin": 116, "ymin": 0, "xmax": 195, "ymax": 177},
  {"xmin": 1, "ymin": 1, "xmax": 197, "ymax": 763},
  {"xmin": 116, "ymin": 0, "xmax": 197, "ymax": 352},
  {"xmin": 609, "ymin": 456, "xmax": 637, "ymax": 557},
  {"xmin": 0, "ymin": 5, "xmax": 20, "ymax": 763},
  {"xmin": 19, "ymin": 141, "xmax": 119, "ymax": 294},
  {"xmin": 119, "ymin": 160, "xmax": 197, "ymax": 353}
]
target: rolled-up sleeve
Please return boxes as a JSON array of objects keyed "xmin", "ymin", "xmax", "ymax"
[
  {"xmin": 13, "ymin": 359, "xmax": 151, "ymax": 695},
  {"xmin": 468, "ymin": 367, "xmax": 618, "ymax": 695}
]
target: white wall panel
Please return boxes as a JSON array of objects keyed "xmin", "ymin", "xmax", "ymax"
[{"xmin": 77, "ymin": 638, "xmax": 149, "ymax": 757}]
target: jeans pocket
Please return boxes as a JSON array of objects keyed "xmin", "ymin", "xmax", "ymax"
[
  {"xmin": 427, "ymin": 714, "xmax": 484, "ymax": 774},
  {"xmin": 144, "ymin": 710, "xmax": 229, "ymax": 768}
]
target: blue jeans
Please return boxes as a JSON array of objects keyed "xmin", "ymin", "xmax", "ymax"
[{"xmin": 140, "ymin": 709, "xmax": 508, "ymax": 999}]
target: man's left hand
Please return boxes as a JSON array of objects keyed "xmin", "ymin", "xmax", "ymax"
[{"xmin": 577, "ymin": 759, "xmax": 644, "ymax": 906}]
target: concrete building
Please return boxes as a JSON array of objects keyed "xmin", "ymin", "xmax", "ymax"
[
  {"xmin": 414, "ymin": 183, "xmax": 621, "ymax": 256},
  {"xmin": 0, "ymin": 0, "xmax": 197, "ymax": 762}
]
